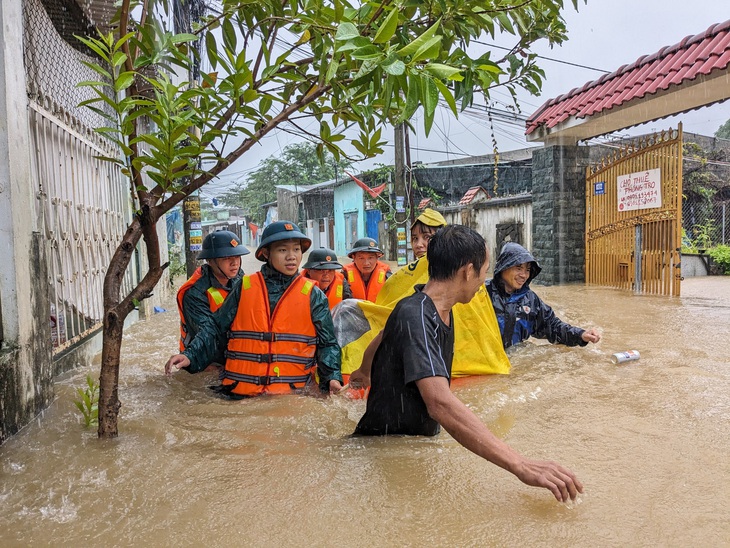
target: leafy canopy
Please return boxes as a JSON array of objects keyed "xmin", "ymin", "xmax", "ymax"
[{"xmin": 76, "ymin": 0, "xmax": 582, "ymax": 216}]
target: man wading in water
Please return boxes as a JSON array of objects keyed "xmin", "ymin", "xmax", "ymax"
[{"xmin": 349, "ymin": 225, "xmax": 583, "ymax": 502}]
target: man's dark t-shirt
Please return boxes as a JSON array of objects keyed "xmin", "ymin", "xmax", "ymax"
[{"xmin": 355, "ymin": 286, "xmax": 453, "ymax": 437}]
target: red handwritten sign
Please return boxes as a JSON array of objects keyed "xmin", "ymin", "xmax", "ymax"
[{"xmin": 617, "ymin": 168, "xmax": 662, "ymax": 212}]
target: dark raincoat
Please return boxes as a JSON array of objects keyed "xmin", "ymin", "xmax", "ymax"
[
  {"xmin": 180, "ymin": 264, "xmax": 242, "ymax": 369},
  {"xmin": 182, "ymin": 263, "xmax": 343, "ymax": 390},
  {"xmin": 485, "ymin": 242, "xmax": 587, "ymax": 349}
]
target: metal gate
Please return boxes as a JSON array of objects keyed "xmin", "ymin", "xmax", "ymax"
[{"xmin": 585, "ymin": 126, "xmax": 683, "ymax": 296}]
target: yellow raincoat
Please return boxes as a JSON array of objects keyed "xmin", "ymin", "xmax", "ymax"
[{"xmin": 339, "ymin": 256, "xmax": 511, "ymax": 377}]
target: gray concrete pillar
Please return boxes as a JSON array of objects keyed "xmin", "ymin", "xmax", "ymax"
[{"xmin": 530, "ymin": 145, "xmax": 590, "ymax": 285}]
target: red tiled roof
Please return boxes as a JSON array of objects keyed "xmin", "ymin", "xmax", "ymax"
[
  {"xmin": 459, "ymin": 186, "xmax": 489, "ymax": 205},
  {"xmin": 417, "ymin": 197, "xmax": 433, "ymax": 209},
  {"xmin": 526, "ymin": 19, "xmax": 730, "ymax": 135}
]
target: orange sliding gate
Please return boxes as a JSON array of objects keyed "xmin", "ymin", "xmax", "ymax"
[{"xmin": 585, "ymin": 125, "xmax": 683, "ymax": 296}]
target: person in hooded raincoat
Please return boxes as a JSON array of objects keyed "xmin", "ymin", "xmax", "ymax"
[
  {"xmin": 486, "ymin": 242, "xmax": 601, "ymax": 349},
  {"xmin": 165, "ymin": 221, "xmax": 343, "ymax": 397}
]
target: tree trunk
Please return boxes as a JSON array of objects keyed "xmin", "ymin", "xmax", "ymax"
[
  {"xmin": 97, "ymin": 211, "xmax": 164, "ymax": 438},
  {"xmin": 98, "ymin": 308, "xmax": 124, "ymax": 437}
]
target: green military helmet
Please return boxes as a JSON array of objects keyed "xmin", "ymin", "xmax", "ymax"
[
  {"xmin": 347, "ymin": 237, "xmax": 383, "ymax": 258},
  {"xmin": 255, "ymin": 220, "xmax": 312, "ymax": 261},
  {"xmin": 197, "ymin": 230, "xmax": 250, "ymax": 259},
  {"xmin": 302, "ymin": 248, "xmax": 342, "ymax": 270}
]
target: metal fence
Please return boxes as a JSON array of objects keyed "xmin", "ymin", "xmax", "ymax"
[
  {"xmin": 23, "ymin": 0, "xmax": 137, "ymax": 352},
  {"xmin": 682, "ymin": 198, "xmax": 730, "ymax": 250}
]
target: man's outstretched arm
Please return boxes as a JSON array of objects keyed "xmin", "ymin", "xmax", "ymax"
[{"xmin": 416, "ymin": 376, "xmax": 584, "ymax": 502}]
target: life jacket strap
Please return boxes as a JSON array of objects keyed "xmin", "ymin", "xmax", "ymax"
[
  {"xmin": 228, "ymin": 330, "xmax": 317, "ymax": 345},
  {"xmin": 225, "ymin": 350, "xmax": 316, "ymax": 367},
  {"xmin": 222, "ymin": 370, "xmax": 312, "ymax": 386}
]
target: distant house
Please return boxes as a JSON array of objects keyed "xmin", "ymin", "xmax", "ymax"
[{"xmin": 276, "ymin": 180, "xmax": 336, "ymax": 249}]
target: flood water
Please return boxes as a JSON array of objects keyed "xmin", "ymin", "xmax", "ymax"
[{"xmin": 1, "ymin": 272, "xmax": 729, "ymax": 546}]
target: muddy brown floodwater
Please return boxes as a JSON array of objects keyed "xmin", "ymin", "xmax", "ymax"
[{"xmin": 1, "ymin": 269, "xmax": 728, "ymax": 546}]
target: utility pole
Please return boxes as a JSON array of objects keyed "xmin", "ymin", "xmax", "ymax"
[
  {"xmin": 174, "ymin": 0, "xmax": 206, "ymax": 277},
  {"xmin": 393, "ymin": 123, "xmax": 407, "ymax": 265}
]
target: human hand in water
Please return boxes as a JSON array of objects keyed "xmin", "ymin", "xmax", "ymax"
[
  {"xmin": 165, "ymin": 354, "xmax": 190, "ymax": 375},
  {"xmin": 513, "ymin": 458, "xmax": 584, "ymax": 502},
  {"xmin": 347, "ymin": 368, "xmax": 370, "ymax": 390},
  {"xmin": 328, "ymin": 379, "xmax": 343, "ymax": 394},
  {"xmin": 581, "ymin": 328, "xmax": 601, "ymax": 344}
]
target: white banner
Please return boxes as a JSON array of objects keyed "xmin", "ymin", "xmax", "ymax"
[{"xmin": 617, "ymin": 168, "xmax": 662, "ymax": 212}]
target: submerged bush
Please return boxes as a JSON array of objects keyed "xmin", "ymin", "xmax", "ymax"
[{"xmin": 708, "ymin": 245, "xmax": 730, "ymax": 275}]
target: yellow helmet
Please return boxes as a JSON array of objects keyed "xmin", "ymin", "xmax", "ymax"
[{"xmin": 412, "ymin": 208, "xmax": 447, "ymax": 229}]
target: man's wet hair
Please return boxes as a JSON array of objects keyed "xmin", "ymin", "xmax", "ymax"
[{"xmin": 427, "ymin": 225, "xmax": 488, "ymax": 281}]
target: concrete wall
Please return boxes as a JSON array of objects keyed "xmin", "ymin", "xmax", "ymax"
[
  {"xmin": 442, "ymin": 196, "xmax": 533, "ymax": 276},
  {"xmin": 0, "ymin": 0, "xmax": 54, "ymax": 442}
]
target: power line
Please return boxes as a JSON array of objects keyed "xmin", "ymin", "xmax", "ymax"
[{"xmin": 471, "ymin": 39, "xmax": 610, "ymax": 74}]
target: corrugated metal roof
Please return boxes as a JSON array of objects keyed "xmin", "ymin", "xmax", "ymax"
[{"xmin": 526, "ymin": 19, "xmax": 730, "ymax": 135}]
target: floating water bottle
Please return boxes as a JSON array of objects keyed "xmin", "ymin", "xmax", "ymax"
[{"xmin": 611, "ymin": 350, "xmax": 640, "ymax": 364}]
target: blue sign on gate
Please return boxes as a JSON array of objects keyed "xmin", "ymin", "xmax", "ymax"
[{"xmin": 594, "ymin": 181, "xmax": 605, "ymax": 195}]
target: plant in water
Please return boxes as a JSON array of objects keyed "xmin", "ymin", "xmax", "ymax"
[
  {"xmin": 74, "ymin": 375, "xmax": 99, "ymax": 427},
  {"xmin": 707, "ymin": 245, "xmax": 730, "ymax": 275}
]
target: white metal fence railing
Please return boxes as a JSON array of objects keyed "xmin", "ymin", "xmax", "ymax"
[{"xmin": 29, "ymin": 102, "xmax": 136, "ymax": 352}]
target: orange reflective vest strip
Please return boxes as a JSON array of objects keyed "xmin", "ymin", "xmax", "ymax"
[
  {"xmin": 222, "ymin": 272, "xmax": 317, "ymax": 396},
  {"xmin": 177, "ymin": 267, "xmax": 229, "ymax": 351},
  {"xmin": 343, "ymin": 262, "xmax": 389, "ymax": 302},
  {"xmin": 302, "ymin": 270, "xmax": 345, "ymax": 310},
  {"xmin": 325, "ymin": 271, "xmax": 345, "ymax": 310}
]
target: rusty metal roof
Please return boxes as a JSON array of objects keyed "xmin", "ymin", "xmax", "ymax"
[{"xmin": 526, "ymin": 19, "xmax": 730, "ymax": 137}]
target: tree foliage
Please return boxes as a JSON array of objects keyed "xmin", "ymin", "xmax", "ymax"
[
  {"xmin": 715, "ymin": 118, "xmax": 730, "ymax": 140},
  {"xmin": 77, "ymin": 0, "xmax": 583, "ymax": 437},
  {"xmin": 219, "ymin": 143, "xmax": 351, "ymax": 224}
]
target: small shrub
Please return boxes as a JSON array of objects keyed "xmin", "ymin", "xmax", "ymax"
[
  {"xmin": 74, "ymin": 374, "xmax": 99, "ymax": 427},
  {"xmin": 708, "ymin": 245, "xmax": 730, "ymax": 275}
]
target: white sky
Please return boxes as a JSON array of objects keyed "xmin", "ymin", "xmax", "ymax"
[{"xmin": 205, "ymin": 1, "xmax": 730, "ymax": 198}]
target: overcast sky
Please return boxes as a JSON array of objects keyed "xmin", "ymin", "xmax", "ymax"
[{"xmin": 205, "ymin": 1, "xmax": 730, "ymax": 197}]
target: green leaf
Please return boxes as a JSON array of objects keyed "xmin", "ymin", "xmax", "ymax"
[
  {"xmin": 115, "ymin": 71, "xmax": 136, "ymax": 92},
  {"xmin": 112, "ymin": 51, "xmax": 128, "ymax": 68},
  {"xmin": 421, "ymin": 75, "xmax": 439, "ymax": 120},
  {"xmin": 433, "ymin": 78, "xmax": 457, "ymax": 115},
  {"xmin": 222, "ymin": 18, "xmax": 237, "ymax": 51},
  {"xmin": 410, "ymin": 35, "xmax": 443, "ymax": 64},
  {"xmin": 373, "ymin": 9, "xmax": 399, "ymax": 44},
  {"xmin": 205, "ymin": 32, "xmax": 218, "ymax": 70},
  {"xmin": 325, "ymin": 57, "xmax": 340, "ymax": 82},
  {"xmin": 423, "ymin": 63, "xmax": 462, "ymax": 80},
  {"xmin": 397, "ymin": 19, "xmax": 441, "ymax": 58},
  {"xmin": 403, "ymin": 74, "xmax": 421, "ymax": 120},
  {"xmin": 335, "ymin": 22, "xmax": 360, "ymax": 41},
  {"xmin": 382, "ymin": 58, "xmax": 406, "ymax": 76},
  {"xmin": 351, "ymin": 45, "xmax": 382, "ymax": 60},
  {"xmin": 171, "ymin": 33, "xmax": 198, "ymax": 44}
]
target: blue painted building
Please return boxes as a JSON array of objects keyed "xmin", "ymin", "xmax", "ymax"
[{"xmin": 332, "ymin": 178, "xmax": 383, "ymax": 257}]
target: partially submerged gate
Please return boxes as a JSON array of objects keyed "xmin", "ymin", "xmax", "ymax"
[{"xmin": 585, "ymin": 126, "xmax": 683, "ymax": 296}]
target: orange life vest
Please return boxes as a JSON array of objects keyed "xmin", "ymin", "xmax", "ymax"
[
  {"xmin": 177, "ymin": 266, "xmax": 229, "ymax": 351},
  {"xmin": 302, "ymin": 269, "xmax": 346, "ymax": 310},
  {"xmin": 221, "ymin": 272, "xmax": 317, "ymax": 396},
  {"xmin": 343, "ymin": 262, "xmax": 389, "ymax": 302}
]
